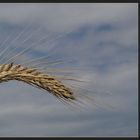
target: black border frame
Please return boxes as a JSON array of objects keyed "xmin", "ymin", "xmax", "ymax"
[{"xmin": 0, "ymin": 1, "xmax": 139, "ymax": 139}]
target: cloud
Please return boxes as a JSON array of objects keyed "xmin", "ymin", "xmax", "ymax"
[
  {"xmin": 0, "ymin": 3, "xmax": 138, "ymax": 32},
  {"xmin": 0, "ymin": 3, "xmax": 138, "ymax": 137}
]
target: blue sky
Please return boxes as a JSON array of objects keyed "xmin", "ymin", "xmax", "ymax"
[{"xmin": 0, "ymin": 3, "xmax": 138, "ymax": 137}]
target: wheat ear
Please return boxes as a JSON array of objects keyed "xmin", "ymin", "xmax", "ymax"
[{"xmin": 0, "ymin": 63, "xmax": 75, "ymax": 100}]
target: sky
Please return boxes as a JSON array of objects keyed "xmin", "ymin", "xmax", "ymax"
[{"xmin": 0, "ymin": 3, "xmax": 138, "ymax": 137}]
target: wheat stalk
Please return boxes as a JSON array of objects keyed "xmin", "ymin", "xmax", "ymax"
[{"xmin": 0, "ymin": 63, "xmax": 75, "ymax": 100}]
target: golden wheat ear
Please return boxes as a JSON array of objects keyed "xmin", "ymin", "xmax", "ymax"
[{"xmin": 0, "ymin": 63, "xmax": 75, "ymax": 100}]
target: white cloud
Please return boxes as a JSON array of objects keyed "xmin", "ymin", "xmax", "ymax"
[
  {"xmin": 0, "ymin": 3, "xmax": 138, "ymax": 32},
  {"xmin": 0, "ymin": 3, "xmax": 138, "ymax": 136}
]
